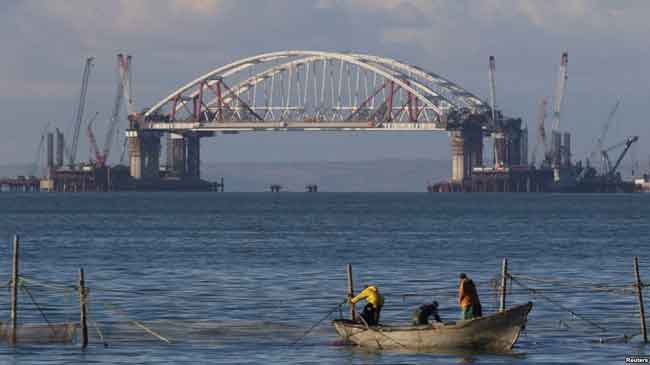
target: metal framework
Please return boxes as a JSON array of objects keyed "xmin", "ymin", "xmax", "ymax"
[{"xmin": 143, "ymin": 51, "xmax": 489, "ymax": 132}]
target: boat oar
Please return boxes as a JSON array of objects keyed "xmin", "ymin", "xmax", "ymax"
[{"xmin": 291, "ymin": 300, "xmax": 347, "ymax": 346}]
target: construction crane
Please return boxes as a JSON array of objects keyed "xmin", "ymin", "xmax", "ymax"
[
  {"xmin": 551, "ymin": 52, "xmax": 568, "ymax": 132},
  {"xmin": 601, "ymin": 136, "xmax": 639, "ymax": 179},
  {"xmin": 100, "ymin": 54, "xmax": 130, "ymax": 165},
  {"xmin": 84, "ymin": 54, "xmax": 133, "ymax": 168},
  {"xmin": 84, "ymin": 112, "xmax": 102, "ymax": 166},
  {"xmin": 30, "ymin": 123, "xmax": 51, "ymax": 177},
  {"xmin": 118, "ymin": 54, "xmax": 134, "ymax": 166},
  {"xmin": 488, "ymin": 56, "xmax": 497, "ymax": 125},
  {"xmin": 120, "ymin": 54, "xmax": 135, "ymax": 117},
  {"xmin": 597, "ymin": 100, "xmax": 620, "ymax": 152},
  {"xmin": 587, "ymin": 100, "xmax": 620, "ymax": 169},
  {"xmin": 530, "ymin": 98, "xmax": 547, "ymax": 167},
  {"xmin": 68, "ymin": 57, "xmax": 95, "ymax": 167}
]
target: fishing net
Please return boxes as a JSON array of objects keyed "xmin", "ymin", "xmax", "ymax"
[{"xmin": 0, "ymin": 322, "xmax": 76, "ymax": 344}]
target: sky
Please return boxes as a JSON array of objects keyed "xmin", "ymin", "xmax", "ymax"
[{"xmin": 1, "ymin": 0, "xmax": 649, "ymax": 167}]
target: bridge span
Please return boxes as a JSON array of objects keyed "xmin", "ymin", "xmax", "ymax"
[{"xmin": 126, "ymin": 51, "xmax": 526, "ymax": 186}]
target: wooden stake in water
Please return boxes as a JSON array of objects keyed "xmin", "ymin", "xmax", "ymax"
[
  {"xmin": 499, "ymin": 258, "xmax": 508, "ymax": 312},
  {"xmin": 346, "ymin": 264, "xmax": 356, "ymax": 320},
  {"xmin": 634, "ymin": 256, "xmax": 647, "ymax": 343},
  {"xmin": 79, "ymin": 268, "xmax": 88, "ymax": 349},
  {"xmin": 10, "ymin": 234, "xmax": 19, "ymax": 345}
]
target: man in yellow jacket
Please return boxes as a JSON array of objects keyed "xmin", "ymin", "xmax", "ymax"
[
  {"xmin": 458, "ymin": 273, "xmax": 482, "ymax": 320},
  {"xmin": 350, "ymin": 285, "xmax": 384, "ymax": 326}
]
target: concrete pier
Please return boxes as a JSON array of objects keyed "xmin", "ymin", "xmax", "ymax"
[
  {"xmin": 520, "ymin": 127, "xmax": 528, "ymax": 166},
  {"xmin": 450, "ymin": 124, "xmax": 483, "ymax": 182},
  {"xmin": 493, "ymin": 131, "xmax": 506, "ymax": 167},
  {"xmin": 141, "ymin": 133, "xmax": 161, "ymax": 180},
  {"xmin": 563, "ymin": 132, "xmax": 571, "ymax": 167},
  {"xmin": 127, "ymin": 130, "xmax": 142, "ymax": 179},
  {"xmin": 169, "ymin": 133, "xmax": 186, "ymax": 176},
  {"xmin": 185, "ymin": 134, "xmax": 200, "ymax": 178},
  {"xmin": 55, "ymin": 129, "xmax": 64, "ymax": 168},
  {"xmin": 508, "ymin": 128, "xmax": 522, "ymax": 166},
  {"xmin": 127, "ymin": 130, "xmax": 161, "ymax": 180}
]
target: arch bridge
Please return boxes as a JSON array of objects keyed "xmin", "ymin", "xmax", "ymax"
[{"xmin": 126, "ymin": 51, "xmax": 523, "ymax": 184}]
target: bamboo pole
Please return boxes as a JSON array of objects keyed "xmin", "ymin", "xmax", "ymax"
[
  {"xmin": 10, "ymin": 234, "xmax": 19, "ymax": 345},
  {"xmin": 499, "ymin": 258, "xmax": 508, "ymax": 312},
  {"xmin": 79, "ymin": 268, "xmax": 88, "ymax": 348},
  {"xmin": 634, "ymin": 256, "xmax": 647, "ymax": 343},
  {"xmin": 346, "ymin": 264, "xmax": 356, "ymax": 320}
]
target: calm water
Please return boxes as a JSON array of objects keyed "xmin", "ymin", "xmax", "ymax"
[{"xmin": 0, "ymin": 192, "xmax": 648, "ymax": 364}]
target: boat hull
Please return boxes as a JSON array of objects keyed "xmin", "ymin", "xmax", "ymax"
[{"xmin": 333, "ymin": 302, "xmax": 532, "ymax": 352}]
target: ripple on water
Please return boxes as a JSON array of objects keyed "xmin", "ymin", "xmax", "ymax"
[{"xmin": 0, "ymin": 192, "xmax": 647, "ymax": 364}]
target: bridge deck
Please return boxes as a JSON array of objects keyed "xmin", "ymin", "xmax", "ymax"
[{"xmin": 142, "ymin": 122, "xmax": 446, "ymax": 132}]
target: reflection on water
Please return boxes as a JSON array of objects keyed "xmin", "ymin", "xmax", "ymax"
[{"xmin": 0, "ymin": 192, "xmax": 648, "ymax": 364}]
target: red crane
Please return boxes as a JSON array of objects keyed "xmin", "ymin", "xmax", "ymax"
[{"xmin": 86, "ymin": 54, "xmax": 132, "ymax": 167}]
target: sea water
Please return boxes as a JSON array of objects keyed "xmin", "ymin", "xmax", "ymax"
[{"xmin": 0, "ymin": 192, "xmax": 648, "ymax": 364}]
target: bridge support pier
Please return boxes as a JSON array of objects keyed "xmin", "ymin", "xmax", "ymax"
[
  {"xmin": 142, "ymin": 133, "xmax": 161, "ymax": 180},
  {"xmin": 508, "ymin": 130, "xmax": 522, "ymax": 166},
  {"xmin": 169, "ymin": 133, "xmax": 186, "ymax": 177},
  {"xmin": 494, "ymin": 131, "xmax": 506, "ymax": 167},
  {"xmin": 127, "ymin": 130, "xmax": 161, "ymax": 180},
  {"xmin": 494, "ymin": 119, "xmax": 524, "ymax": 168},
  {"xmin": 127, "ymin": 131, "xmax": 142, "ymax": 179},
  {"xmin": 56, "ymin": 130, "xmax": 65, "ymax": 168},
  {"xmin": 185, "ymin": 134, "xmax": 200, "ymax": 178},
  {"xmin": 450, "ymin": 124, "xmax": 483, "ymax": 182},
  {"xmin": 450, "ymin": 131, "xmax": 464, "ymax": 182}
]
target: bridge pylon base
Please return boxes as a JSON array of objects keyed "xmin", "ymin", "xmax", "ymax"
[
  {"xmin": 126, "ymin": 130, "xmax": 161, "ymax": 180},
  {"xmin": 450, "ymin": 124, "xmax": 483, "ymax": 182}
]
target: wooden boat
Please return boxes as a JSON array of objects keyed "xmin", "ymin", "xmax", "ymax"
[{"xmin": 332, "ymin": 302, "xmax": 532, "ymax": 352}]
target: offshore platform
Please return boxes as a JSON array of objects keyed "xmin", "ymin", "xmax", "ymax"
[
  {"xmin": 29, "ymin": 55, "xmax": 223, "ymax": 192},
  {"xmin": 428, "ymin": 53, "xmax": 639, "ymax": 193}
]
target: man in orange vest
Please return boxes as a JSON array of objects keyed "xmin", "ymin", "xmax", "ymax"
[{"xmin": 458, "ymin": 273, "xmax": 482, "ymax": 320}]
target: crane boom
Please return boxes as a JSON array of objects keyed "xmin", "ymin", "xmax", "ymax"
[
  {"xmin": 593, "ymin": 100, "xmax": 620, "ymax": 162},
  {"xmin": 85, "ymin": 112, "xmax": 102, "ymax": 166},
  {"xmin": 551, "ymin": 52, "xmax": 568, "ymax": 132},
  {"xmin": 118, "ymin": 54, "xmax": 134, "ymax": 166},
  {"xmin": 102, "ymin": 54, "xmax": 127, "ymax": 163},
  {"xmin": 531, "ymin": 98, "xmax": 547, "ymax": 166},
  {"xmin": 68, "ymin": 57, "xmax": 94, "ymax": 167},
  {"xmin": 120, "ymin": 54, "xmax": 134, "ymax": 116},
  {"xmin": 610, "ymin": 136, "xmax": 638, "ymax": 175},
  {"xmin": 30, "ymin": 123, "xmax": 51, "ymax": 176},
  {"xmin": 600, "ymin": 136, "xmax": 639, "ymax": 175},
  {"xmin": 488, "ymin": 56, "xmax": 497, "ymax": 124}
]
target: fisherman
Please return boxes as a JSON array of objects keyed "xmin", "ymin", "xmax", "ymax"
[
  {"xmin": 350, "ymin": 285, "xmax": 384, "ymax": 326},
  {"xmin": 411, "ymin": 300, "xmax": 442, "ymax": 325},
  {"xmin": 458, "ymin": 273, "xmax": 482, "ymax": 320}
]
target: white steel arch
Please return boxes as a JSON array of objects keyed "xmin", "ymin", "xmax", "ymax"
[{"xmin": 144, "ymin": 51, "xmax": 488, "ymax": 127}]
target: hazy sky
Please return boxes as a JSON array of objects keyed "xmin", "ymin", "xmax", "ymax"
[{"xmin": 1, "ymin": 0, "xmax": 649, "ymax": 166}]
